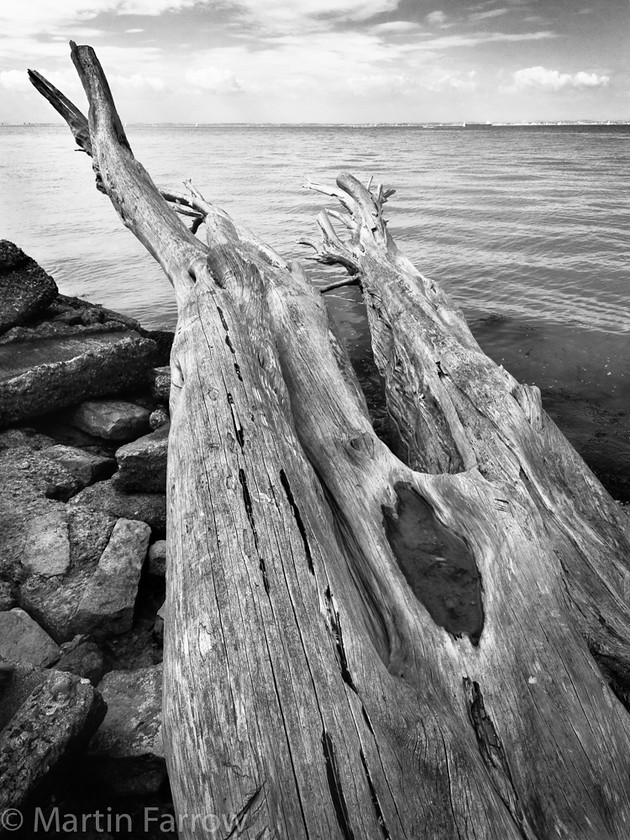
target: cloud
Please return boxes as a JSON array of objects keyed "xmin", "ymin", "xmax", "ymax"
[
  {"xmin": 470, "ymin": 8, "xmax": 509, "ymax": 21},
  {"xmin": 0, "ymin": 70, "xmax": 29, "ymax": 90},
  {"xmin": 346, "ymin": 68, "xmax": 478, "ymax": 97},
  {"xmin": 413, "ymin": 30, "xmax": 557, "ymax": 50},
  {"xmin": 444, "ymin": 70, "xmax": 477, "ymax": 91},
  {"xmin": 424, "ymin": 69, "xmax": 478, "ymax": 92},
  {"xmin": 0, "ymin": 0, "xmax": 197, "ymax": 39},
  {"xmin": 115, "ymin": 0, "xmax": 196, "ymax": 13},
  {"xmin": 111, "ymin": 73, "xmax": 168, "ymax": 92},
  {"xmin": 0, "ymin": 67, "xmax": 80, "ymax": 92},
  {"xmin": 511, "ymin": 66, "xmax": 610, "ymax": 92},
  {"xmin": 185, "ymin": 66, "xmax": 242, "ymax": 93},
  {"xmin": 371, "ymin": 20, "xmax": 419, "ymax": 33},
  {"xmin": 427, "ymin": 10, "xmax": 447, "ymax": 25},
  {"xmin": 242, "ymin": 0, "xmax": 399, "ymax": 24},
  {"xmin": 346, "ymin": 73, "xmax": 416, "ymax": 96}
]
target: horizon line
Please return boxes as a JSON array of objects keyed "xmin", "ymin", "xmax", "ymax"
[{"xmin": 3, "ymin": 119, "xmax": 630, "ymax": 128}]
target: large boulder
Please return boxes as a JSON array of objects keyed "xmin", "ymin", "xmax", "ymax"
[
  {"xmin": 40, "ymin": 443, "xmax": 115, "ymax": 486},
  {"xmin": 0, "ymin": 241, "xmax": 58, "ymax": 334},
  {"xmin": 17, "ymin": 508, "xmax": 117, "ymax": 643},
  {"xmin": 20, "ymin": 508, "xmax": 71, "ymax": 577},
  {"xmin": 56, "ymin": 636, "xmax": 106, "ymax": 686},
  {"xmin": 86, "ymin": 665, "xmax": 165, "ymax": 796},
  {"xmin": 0, "ymin": 668, "xmax": 106, "ymax": 814},
  {"xmin": 0, "ymin": 330, "xmax": 157, "ymax": 428},
  {"xmin": 20, "ymin": 569, "xmax": 94, "ymax": 644},
  {"xmin": 0, "ymin": 608, "xmax": 60, "ymax": 667},
  {"xmin": 67, "ymin": 479, "xmax": 167, "ymax": 535},
  {"xmin": 67, "ymin": 506, "xmax": 118, "ymax": 566},
  {"xmin": 69, "ymin": 398, "xmax": 151, "ymax": 442},
  {"xmin": 0, "ymin": 662, "xmax": 47, "ymax": 730},
  {"xmin": 73, "ymin": 518, "xmax": 151, "ymax": 638},
  {"xmin": 112, "ymin": 424, "xmax": 169, "ymax": 493},
  {"xmin": 0, "ymin": 433, "xmax": 109, "ymax": 583}
]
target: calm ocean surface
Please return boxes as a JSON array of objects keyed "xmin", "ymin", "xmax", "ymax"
[{"xmin": 1, "ymin": 124, "xmax": 629, "ymax": 495}]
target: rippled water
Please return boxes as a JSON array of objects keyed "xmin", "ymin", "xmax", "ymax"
[{"xmin": 1, "ymin": 124, "xmax": 629, "ymax": 495}]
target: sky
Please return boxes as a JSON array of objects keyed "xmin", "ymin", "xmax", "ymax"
[{"xmin": 0, "ymin": 0, "xmax": 628, "ymax": 123}]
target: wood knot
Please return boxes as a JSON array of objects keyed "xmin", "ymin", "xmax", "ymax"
[{"xmin": 347, "ymin": 432, "xmax": 375, "ymax": 459}]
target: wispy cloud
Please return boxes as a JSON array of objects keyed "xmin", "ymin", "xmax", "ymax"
[
  {"xmin": 0, "ymin": 0, "xmax": 197, "ymax": 39},
  {"xmin": 470, "ymin": 8, "xmax": 510, "ymax": 21},
  {"xmin": 111, "ymin": 72, "xmax": 168, "ymax": 92},
  {"xmin": 185, "ymin": 66, "xmax": 242, "ymax": 93},
  {"xmin": 426, "ymin": 10, "xmax": 447, "ymax": 26},
  {"xmin": 222, "ymin": 0, "xmax": 401, "ymax": 35},
  {"xmin": 510, "ymin": 66, "xmax": 611, "ymax": 92},
  {"xmin": 414, "ymin": 30, "xmax": 557, "ymax": 50},
  {"xmin": 345, "ymin": 67, "xmax": 477, "ymax": 96},
  {"xmin": 370, "ymin": 20, "xmax": 419, "ymax": 34}
]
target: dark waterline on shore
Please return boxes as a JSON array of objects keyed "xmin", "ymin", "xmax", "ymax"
[{"xmin": 1, "ymin": 123, "xmax": 628, "ymax": 496}]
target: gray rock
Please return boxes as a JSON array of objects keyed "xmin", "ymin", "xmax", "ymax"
[
  {"xmin": 69, "ymin": 398, "xmax": 151, "ymax": 441},
  {"xmin": 0, "ymin": 608, "xmax": 60, "ymax": 667},
  {"xmin": 0, "ymin": 241, "xmax": 58, "ymax": 334},
  {"xmin": 57, "ymin": 636, "xmax": 106, "ymax": 685},
  {"xmin": 112, "ymin": 424, "xmax": 169, "ymax": 494},
  {"xmin": 0, "ymin": 330, "xmax": 157, "ymax": 428},
  {"xmin": 52, "ymin": 292, "xmax": 143, "ymax": 332},
  {"xmin": 149, "ymin": 366, "xmax": 171, "ymax": 403},
  {"xmin": 67, "ymin": 506, "xmax": 117, "ymax": 566},
  {"xmin": 0, "ymin": 435, "xmax": 81, "ymax": 502},
  {"xmin": 19, "ymin": 569, "xmax": 93, "ymax": 643},
  {"xmin": 73, "ymin": 519, "xmax": 151, "ymax": 638},
  {"xmin": 106, "ymin": 627, "xmax": 163, "ymax": 671},
  {"xmin": 0, "ymin": 426, "xmax": 55, "ymax": 450},
  {"xmin": 40, "ymin": 444, "xmax": 115, "ymax": 486},
  {"xmin": 20, "ymin": 508, "xmax": 71, "ymax": 577},
  {"xmin": 143, "ymin": 329, "xmax": 173, "ymax": 366},
  {"xmin": 0, "ymin": 439, "xmax": 82, "ymax": 581},
  {"xmin": 147, "ymin": 540, "xmax": 167, "ymax": 577},
  {"xmin": 87, "ymin": 664, "xmax": 165, "ymax": 796},
  {"xmin": 17, "ymin": 508, "xmax": 118, "ymax": 643},
  {"xmin": 0, "ymin": 667, "xmax": 106, "ymax": 813},
  {"xmin": 68, "ymin": 480, "xmax": 167, "ymax": 535},
  {"xmin": 0, "ymin": 240, "xmax": 32, "ymax": 273},
  {"xmin": 149, "ymin": 406, "xmax": 169, "ymax": 430},
  {"xmin": 0, "ymin": 662, "xmax": 47, "ymax": 730},
  {"xmin": 0, "ymin": 581, "xmax": 15, "ymax": 611}
]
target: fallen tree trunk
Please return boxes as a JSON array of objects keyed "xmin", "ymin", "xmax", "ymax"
[{"xmin": 31, "ymin": 44, "xmax": 630, "ymax": 840}]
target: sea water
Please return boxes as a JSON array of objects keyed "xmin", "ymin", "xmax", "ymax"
[{"xmin": 1, "ymin": 124, "xmax": 629, "ymax": 495}]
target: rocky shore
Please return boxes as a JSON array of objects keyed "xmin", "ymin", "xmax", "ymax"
[{"xmin": 0, "ymin": 241, "xmax": 176, "ymax": 838}]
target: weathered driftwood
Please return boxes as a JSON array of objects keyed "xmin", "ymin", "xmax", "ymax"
[{"xmin": 31, "ymin": 44, "xmax": 630, "ymax": 840}]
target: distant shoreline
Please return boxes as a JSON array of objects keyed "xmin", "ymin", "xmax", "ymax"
[{"xmin": 3, "ymin": 121, "xmax": 630, "ymax": 129}]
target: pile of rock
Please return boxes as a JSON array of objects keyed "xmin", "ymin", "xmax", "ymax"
[{"xmin": 0, "ymin": 242, "xmax": 176, "ymax": 834}]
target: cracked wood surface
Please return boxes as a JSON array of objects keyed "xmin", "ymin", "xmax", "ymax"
[{"xmin": 31, "ymin": 44, "xmax": 630, "ymax": 840}]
